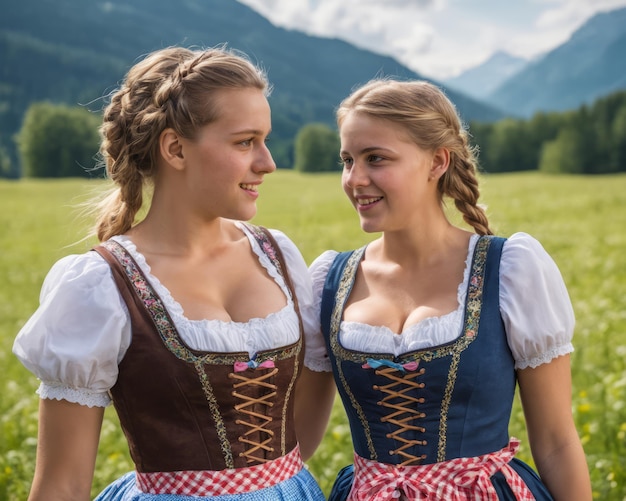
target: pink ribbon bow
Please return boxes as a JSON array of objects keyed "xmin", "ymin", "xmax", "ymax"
[
  {"xmin": 233, "ymin": 359, "xmax": 276, "ymax": 372},
  {"xmin": 362, "ymin": 358, "xmax": 420, "ymax": 372}
]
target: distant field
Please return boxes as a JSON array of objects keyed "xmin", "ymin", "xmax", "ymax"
[{"xmin": 1, "ymin": 171, "xmax": 625, "ymax": 499}]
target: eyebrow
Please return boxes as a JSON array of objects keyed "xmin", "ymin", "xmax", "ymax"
[
  {"xmin": 230, "ymin": 128, "xmax": 272, "ymax": 136},
  {"xmin": 340, "ymin": 146, "xmax": 393, "ymax": 155}
]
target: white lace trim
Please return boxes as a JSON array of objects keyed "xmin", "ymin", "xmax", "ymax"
[
  {"xmin": 338, "ymin": 235, "xmax": 478, "ymax": 355},
  {"xmin": 515, "ymin": 343, "xmax": 574, "ymax": 370},
  {"xmin": 110, "ymin": 232, "xmax": 299, "ymax": 355},
  {"xmin": 237, "ymin": 222, "xmax": 294, "ymax": 306},
  {"xmin": 38, "ymin": 381, "xmax": 111, "ymax": 408}
]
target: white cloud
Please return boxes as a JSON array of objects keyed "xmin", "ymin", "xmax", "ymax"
[{"xmin": 238, "ymin": 0, "xmax": 626, "ymax": 79}]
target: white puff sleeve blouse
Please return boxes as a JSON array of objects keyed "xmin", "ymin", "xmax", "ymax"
[
  {"xmin": 305, "ymin": 232, "xmax": 575, "ymax": 372},
  {"xmin": 13, "ymin": 224, "xmax": 316, "ymax": 407}
]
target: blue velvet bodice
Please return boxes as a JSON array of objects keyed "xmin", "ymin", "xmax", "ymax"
[{"xmin": 321, "ymin": 236, "xmax": 516, "ymax": 466}]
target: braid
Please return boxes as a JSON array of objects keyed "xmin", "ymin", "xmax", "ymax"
[
  {"xmin": 338, "ymin": 79, "xmax": 493, "ymax": 236},
  {"xmin": 89, "ymin": 45, "xmax": 268, "ymax": 242},
  {"xmin": 440, "ymin": 155, "xmax": 492, "ymax": 236},
  {"xmin": 440, "ymin": 132, "xmax": 493, "ymax": 236}
]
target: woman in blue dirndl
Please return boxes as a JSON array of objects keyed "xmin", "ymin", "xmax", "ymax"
[
  {"xmin": 13, "ymin": 46, "xmax": 335, "ymax": 500},
  {"xmin": 305, "ymin": 79, "xmax": 592, "ymax": 500}
]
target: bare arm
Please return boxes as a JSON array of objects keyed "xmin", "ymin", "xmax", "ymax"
[
  {"xmin": 517, "ymin": 354, "xmax": 592, "ymax": 501},
  {"xmin": 28, "ymin": 398, "xmax": 104, "ymax": 501},
  {"xmin": 294, "ymin": 367, "xmax": 336, "ymax": 461}
]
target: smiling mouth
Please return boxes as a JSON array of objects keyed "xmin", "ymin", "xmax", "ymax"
[
  {"xmin": 357, "ymin": 197, "xmax": 383, "ymax": 206},
  {"xmin": 240, "ymin": 183, "xmax": 258, "ymax": 192}
]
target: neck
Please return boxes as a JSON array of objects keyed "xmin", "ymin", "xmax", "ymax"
[
  {"xmin": 372, "ymin": 220, "xmax": 471, "ymax": 270},
  {"xmin": 126, "ymin": 201, "xmax": 240, "ymax": 258}
]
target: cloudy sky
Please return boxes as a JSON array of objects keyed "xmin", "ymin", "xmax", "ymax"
[{"xmin": 237, "ymin": 0, "xmax": 626, "ymax": 80}]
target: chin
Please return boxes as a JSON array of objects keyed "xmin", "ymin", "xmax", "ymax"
[
  {"xmin": 232, "ymin": 206, "xmax": 258, "ymax": 222},
  {"xmin": 359, "ymin": 221, "xmax": 382, "ymax": 234}
]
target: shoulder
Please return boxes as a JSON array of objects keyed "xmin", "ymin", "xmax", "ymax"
[
  {"xmin": 41, "ymin": 250, "xmax": 114, "ymax": 297},
  {"xmin": 267, "ymin": 228, "xmax": 299, "ymax": 254},
  {"xmin": 13, "ymin": 249, "xmax": 130, "ymax": 403},
  {"xmin": 499, "ymin": 232, "xmax": 575, "ymax": 369},
  {"xmin": 500, "ymin": 232, "xmax": 564, "ymax": 286},
  {"xmin": 309, "ymin": 250, "xmax": 340, "ymax": 273},
  {"xmin": 502, "ymin": 232, "xmax": 552, "ymax": 260},
  {"xmin": 309, "ymin": 250, "xmax": 341, "ymax": 289}
]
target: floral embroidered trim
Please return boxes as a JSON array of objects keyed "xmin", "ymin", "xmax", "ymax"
[
  {"xmin": 330, "ymin": 246, "xmax": 377, "ymax": 458},
  {"xmin": 101, "ymin": 238, "xmax": 301, "ymax": 467},
  {"xmin": 240, "ymin": 223, "xmax": 303, "ymax": 454},
  {"xmin": 329, "ymin": 236, "xmax": 494, "ymax": 462},
  {"xmin": 437, "ymin": 236, "xmax": 491, "ymax": 461}
]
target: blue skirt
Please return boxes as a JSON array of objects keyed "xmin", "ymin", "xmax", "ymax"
[
  {"xmin": 95, "ymin": 468, "xmax": 325, "ymax": 501},
  {"xmin": 328, "ymin": 458, "xmax": 554, "ymax": 500}
]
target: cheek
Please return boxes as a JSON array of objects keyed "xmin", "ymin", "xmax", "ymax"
[{"xmin": 341, "ymin": 172, "xmax": 351, "ymax": 196}]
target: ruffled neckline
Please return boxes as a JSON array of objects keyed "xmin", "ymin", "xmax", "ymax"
[
  {"xmin": 339, "ymin": 234, "xmax": 479, "ymax": 355},
  {"xmin": 111, "ymin": 225, "xmax": 294, "ymax": 333}
]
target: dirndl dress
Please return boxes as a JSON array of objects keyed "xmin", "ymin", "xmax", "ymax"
[
  {"xmin": 320, "ymin": 236, "xmax": 554, "ymax": 500},
  {"xmin": 90, "ymin": 226, "xmax": 325, "ymax": 500}
]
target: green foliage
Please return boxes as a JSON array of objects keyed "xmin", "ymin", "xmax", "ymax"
[
  {"xmin": 293, "ymin": 123, "xmax": 341, "ymax": 173},
  {"xmin": 0, "ymin": 0, "xmax": 503, "ymax": 177},
  {"xmin": 539, "ymin": 126, "xmax": 585, "ymax": 173},
  {"xmin": 2, "ymin": 173, "xmax": 626, "ymax": 499},
  {"xmin": 17, "ymin": 102, "xmax": 101, "ymax": 178},
  {"xmin": 471, "ymin": 89, "xmax": 626, "ymax": 174},
  {"xmin": 481, "ymin": 118, "xmax": 534, "ymax": 172},
  {"xmin": 610, "ymin": 105, "xmax": 626, "ymax": 172},
  {"xmin": 0, "ymin": 143, "xmax": 13, "ymax": 178}
]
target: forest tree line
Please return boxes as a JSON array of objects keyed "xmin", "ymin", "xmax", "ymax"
[
  {"xmin": 470, "ymin": 89, "xmax": 626, "ymax": 174},
  {"xmin": 2, "ymin": 88, "xmax": 626, "ymax": 178}
]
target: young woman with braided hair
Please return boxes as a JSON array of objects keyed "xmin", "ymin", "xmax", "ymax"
[
  {"xmin": 306, "ymin": 79, "xmax": 591, "ymax": 500},
  {"xmin": 13, "ymin": 46, "xmax": 334, "ymax": 500}
]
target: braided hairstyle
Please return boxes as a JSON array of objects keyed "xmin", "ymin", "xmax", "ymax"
[
  {"xmin": 336, "ymin": 79, "xmax": 492, "ymax": 236},
  {"xmin": 94, "ymin": 46, "xmax": 269, "ymax": 241}
]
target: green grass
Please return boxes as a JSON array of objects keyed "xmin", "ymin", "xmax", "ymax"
[{"xmin": 1, "ymin": 171, "xmax": 625, "ymax": 499}]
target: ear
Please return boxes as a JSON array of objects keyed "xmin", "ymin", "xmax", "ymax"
[
  {"xmin": 159, "ymin": 128, "xmax": 185, "ymax": 171},
  {"xmin": 429, "ymin": 147, "xmax": 450, "ymax": 181}
]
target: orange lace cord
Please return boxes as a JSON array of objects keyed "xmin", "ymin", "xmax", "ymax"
[
  {"xmin": 372, "ymin": 365, "xmax": 427, "ymax": 466},
  {"xmin": 229, "ymin": 366, "xmax": 279, "ymax": 464}
]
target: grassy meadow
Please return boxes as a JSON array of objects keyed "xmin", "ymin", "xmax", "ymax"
[{"xmin": 1, "ymin": 171, "xmax": 625, "ymax": 499}]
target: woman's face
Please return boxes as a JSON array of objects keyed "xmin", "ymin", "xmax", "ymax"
[
  {"xmin": 339, "ymin": 111, "xmax": 442, "ymax": 234},
  {"xmin": 177, "ymin": 87, "xmax": 275, "ymax": 222}
]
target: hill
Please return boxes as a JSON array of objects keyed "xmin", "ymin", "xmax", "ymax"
[
  {"xmin": 489, "ymin": 6, "xmax": 626, "ymax": 117},
  {"xmin": 0, "ymin": 0, "xmax": 503, "ymax": 174},
  {"xmin": 444, "ymin": 51, "xmax": 528, "ymax": 101}
]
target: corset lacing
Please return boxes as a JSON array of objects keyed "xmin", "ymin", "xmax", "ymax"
[
  {"xmin": 229, "ymin": 364, "xmax": 278, "ymax": 464},
  {"xmin": 366, "ymin": 359, "xmax": 426, "ymax": 466}
]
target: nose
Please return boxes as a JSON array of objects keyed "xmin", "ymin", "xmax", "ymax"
[
  {"xmin": 254, "ymin": 142, "xmax": 276, "ymax": 174},
  {"xmin": 343, "ymin": 160, "xmax": 369, "ymax": 188}
]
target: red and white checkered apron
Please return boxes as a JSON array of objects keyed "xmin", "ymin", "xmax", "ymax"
[
  {"xmin": 348, "ymin": 438, "xmax": 536, "ymax": 500},
  {"xmin": 135, "ymin": 445, "xmax": 304, "ymax": 496}
]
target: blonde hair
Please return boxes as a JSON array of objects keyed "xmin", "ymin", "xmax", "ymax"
[
  {"xmin": 93, "ymin": 46, "xmax": 269, "ymax": 241},
  {"xmin": 337, "ymin": 79, "xmax": 492, "ymax": 236}
]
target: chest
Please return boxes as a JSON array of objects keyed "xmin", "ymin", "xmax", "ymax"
[
  {"xmin": 343, "ymin": 262, "xmax": 465, "ymax": 334},
  {"xmin": 140, "ymin": 240, "xmax": 287, "ymax": 323}
]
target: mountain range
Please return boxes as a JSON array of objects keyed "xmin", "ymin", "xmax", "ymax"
[
  {"xmin": 444, "ymin": 51, "xmax": 528, "ymax": 101},
  {"xmin": 0, "ymin": 0, "xmax": 501, "ymax": 170},
  {"xmin": 486, "ymin": 6, "xmax": 626, "ymax": 117},
  {"xmin": 1, "ymin": 0, "xmax": 625, "ymax": 171}
]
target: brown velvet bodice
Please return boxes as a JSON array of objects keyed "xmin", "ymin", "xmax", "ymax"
[{"xmin": 93, "ymin": 226, "xmax": 303, "ymax": 473}]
